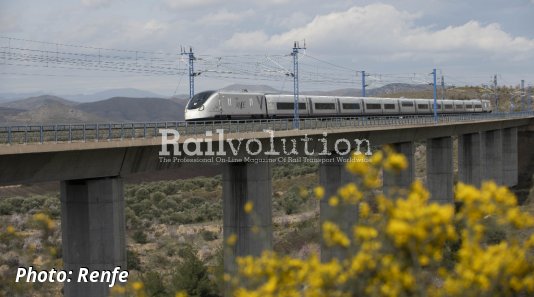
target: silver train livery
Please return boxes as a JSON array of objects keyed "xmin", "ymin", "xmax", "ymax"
[{"xmin": 185, "ymin": 90, "xmax": 492, "ymax": 121}]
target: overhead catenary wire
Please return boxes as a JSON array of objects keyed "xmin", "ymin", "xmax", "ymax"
[{"xmin": 1, "ymin": 36, "xmax": 530, "ymax": 94}]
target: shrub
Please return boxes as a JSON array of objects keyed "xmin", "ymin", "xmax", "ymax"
[
  {"xmin": 201, "ymin": 230, "xmax": 218, "ymax": 242},
  {"xmin": 230, "ymin": 148, "xmax": 534, "ymax": 297},
  {"xmin": 132, "ymin": 230, "xmax": 148, "ymax": 244},
  {"xmin": 135, "ymin": 188, "xmax": 150, "ymax": 201},
  {"xmin": 151, "ymin": 191, "xmax": 166, "ymax": 204},
  {"xmin": 171, "ymin": 246, "xmax": 216, "ymax": 297},
  {"xmin": 140, "ymin": 271, "xmax": 167, "ymax": 297},
  {"xmin": 126, "ymin": 249, "xmax": 141, "ymax": 271}
]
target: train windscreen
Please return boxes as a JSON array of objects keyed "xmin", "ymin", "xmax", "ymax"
[{"xmin": 187, "ymin": 91, "xmax": 215, "ymax": 110}]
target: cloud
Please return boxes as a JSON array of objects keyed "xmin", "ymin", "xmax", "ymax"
[
  {"xmin": 143, "ymin": 20, "xmax": 168, "ymax": 33},
  {"xmin": 198, "ymin": 9, "xmax": 255, "ymax": 25},
  {"xmin": 165, "ymin": 0, "xmax": 220, "ymax": 9},
  {"xmin": 223, "ymin": 4, "xmax": 534, "ymax": 60},
  {"xmin": 81, "ymin": 0, "xmax": 115, "ymax": 8}
]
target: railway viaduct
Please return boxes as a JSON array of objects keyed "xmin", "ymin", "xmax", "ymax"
[{"xmin": 1, "ymin": 113, "xmax": 534, "ymax": 297}]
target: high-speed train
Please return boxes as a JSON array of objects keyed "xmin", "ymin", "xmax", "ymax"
[{"xmin": 185, "ymin": 90, "xmax": 492, "ymax": 121}]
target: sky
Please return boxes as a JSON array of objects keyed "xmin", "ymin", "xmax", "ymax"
[{"xmin": 0, "ymin": 0, "xmax": 533, "ymax": 97}]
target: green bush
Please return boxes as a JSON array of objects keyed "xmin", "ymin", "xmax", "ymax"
[
  {"xmin": 135, "ymin": 188, "xmax": 150, "ymax": 201},
  {"xmin": 201, "ymin": 230, "xmax": 218, "ymax": 241},
  {"xmin": 141, "ymin": 271, "xmax": 167, "ymax": 297},
  {"xmin": 151, "ymin": 191, "xmax": 166, "ymax": 204},
  {"xmin": 171, "ymin": 246, "xmax": 216, "ymax": 297},
  {"xmin": 132, "ymin": 229, "xmax": 148, "ymax": 244},
  {"xmin": 127, "ymin": 249, "xmax": 141, "ymax": 271}
]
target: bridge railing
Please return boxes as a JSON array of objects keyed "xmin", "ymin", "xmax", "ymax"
[{"xmin": 0, "ymin": 112, "xmax": 532, "ymax": 145}]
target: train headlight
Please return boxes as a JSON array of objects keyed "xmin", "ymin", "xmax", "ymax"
[{"xmin": 199, "ymin": 105, "xmax": 205, "ymax": 111}]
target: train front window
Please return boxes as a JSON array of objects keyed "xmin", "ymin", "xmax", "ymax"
[{"xmin": 187, "ymin": 91, "xmax": 215, "ymax": 110}]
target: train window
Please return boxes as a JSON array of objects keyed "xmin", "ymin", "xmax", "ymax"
[
  {"xmin": 276, "ymin": 102, "xmax": 306, "ymax": 110},
  {"xmin": 187, "ymin": 90, "xmax": 215, "ymax": 110},
  {"xmin": 466, "ymin": 104, "xmax": 473, "ymax": 108},
  {"xmin": 455, "ymin": 104, "xmax": 464, "ymax": 108},
  {"xmin": 384, "ymin": 104, "xmax": 396, "ymax": 109},
  {"xmin": 401, "ymin": 102, "xmax": 414, "ymax": 107},
  {"xmin": 475, "ymin": 104, "xmax": 482, "ymax": 108},
  {"xmin": 417, "ymin": 104, "xmax": 429, "ymax": 109},
  {"xmin": 434, "ymin": 104, "xmax": 442, "ymax": 109},
  {"xmin": 445, "ymin": 104, "xmax": 453, "ymax": 109},
  {"xmin": 315, "ymin": 103, "xmax": 336, "ymax": 110},
  {"xmin": 366, "ymin": 103, "xmax": 381, "ymax": 109},
  {"xmin": 342, "ymin": 103, "xmax": 360, "ymax": 109}
]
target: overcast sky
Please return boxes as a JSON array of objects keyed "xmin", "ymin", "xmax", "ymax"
[{"xmin": 0, "ymin": 0, "xmax": 533, "ymax": 96}]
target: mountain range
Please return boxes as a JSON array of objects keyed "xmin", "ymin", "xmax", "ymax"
[{"xmin": 0, "ymin": 83, "xmax": 434, "ymax": 125}]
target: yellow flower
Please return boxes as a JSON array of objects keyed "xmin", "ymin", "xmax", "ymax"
[
  {"xmin": 313, "ymin": 186, "xmax": 325, "ymax": 199},
  {"xmin": 328, "ymin": 196, "xmax": 339, "ymax": 207},
  {"xmin": 359, "ymin": 202, "xmax": 371, "ymax": 218},
  {"xmin": 175, "ymin": 291, "xmax": 188, "ymax": 297},
  {"xmin": 384, "ymin": 153, "xmax": 408, "ymax": 172},
  {"xmin": 244, "ymin": 201, "xmax": 254, "ymax": 214},
  {"xmin": 132, "ymin": 281, "xmax": 143, "ymax": 290},
  {"xmin": 226, "ymin": 233, "xmax": 238, "ymax": 246},
  {"xmin": 370, "ymin": 151, "xmax": 383, "ymax": 165},
  {"xmin": 299, "ymin": 187, "xmax": 309, "ymax": 198},
  {"xmin": 322, "ymin": 221, "xmax": 351, "ymax": 248},
  {"xmin": 353, "ymin": 226, "xmax": 378, "ymax": 240},
  {"xmin": 6, "ymin": 225, "xmax": 15, "ymax": 234}
]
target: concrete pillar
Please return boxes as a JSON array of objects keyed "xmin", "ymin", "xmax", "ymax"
[
  {"xmin": 223, "ymin": 162, "xmax": 272, "ymax": 274},
  {"xmin": 319, "ymin": 157, "xmax": 357, "ymax": 261},
  {"xmin": 516, "ymin": 128, "xmax": 534, "ymax": 202},
  {"xmin": 426, "ymin": 137, "xmax": 453, "ymax": 203},
  {"xmin": 60, "ymin": 177, "xmax": 126, "ymax": 297},
  {"xmin": 502, "ymin": 127, "xmax": 518, "ymax": 187},
  {"xmin": 383, "ymin": 142, "xmax": 415, "ymax": 194},
  {"xmin": 482, "ymin": 129, "xmax": 503, "ymax": 184},
  {"xmin": 458, "ymin": 133, "xmax": 482, "ymax": 186}
]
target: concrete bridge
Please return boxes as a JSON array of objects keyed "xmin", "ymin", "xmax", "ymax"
[{"xmin": 1, "ymin": 112, "xmax": 534, "ymax": 296}]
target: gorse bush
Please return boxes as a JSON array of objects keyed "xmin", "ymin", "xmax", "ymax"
[{"xmin": 227, "ymin": 147, "xmax": 534, "ymax": 297}]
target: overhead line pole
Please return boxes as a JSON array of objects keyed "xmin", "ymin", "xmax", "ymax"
[
  {"xmin": 432, "ymin": 68, "xmax": 438, "ymax": 123},
  {"xmin": 441, "ymin": 75, "xmax": 445, "ymax": 100},
  {"xmin": 494, "ymin": 75, "xmax": 498, "ymax": 112},
  {"xmin": 521, "ymin": 79, "xmax": 527, "ymax": 111},
  {"xmin": 291, "ymin": 41, "xmax": 305, "ymax": 129},
  {"xmin": 181, "ymin": 47, "xmax": 196, "ymax": 100},
  {"xmin": 361, "ymin": 70, "xmax": 366, "ymax": 97}
]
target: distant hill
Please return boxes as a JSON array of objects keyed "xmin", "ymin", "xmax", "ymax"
[
  {"xmin": 221, "ymin": 84, "xmax": 280, "ymax": 93},
  {"xmin": 77, "ymin": 97, "xmax": 186, "ymax": 122},
  {"xmin": 0, "ymin": 95, "xmax": 77, "ymax": 110},
  {"xmin": 302, "ymin": 88, "xmax": 361, "ymax": 96},
  {"xmin": 2, "ymin": 100, "xmax": 105, "ymax": 124},
  {"xmin": 64, "ymin": 88, "xmax": 168, "ymax": 102},
  {"xmin": 367, "ymin": 83, "xmax": 433, "ymax": 97},
  {"xmin": 0, "ymin": 107, "xmax": 26, "ymax": 123}
]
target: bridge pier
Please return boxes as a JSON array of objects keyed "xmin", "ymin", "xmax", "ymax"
[
  {"xmin": 383, "ymin": 142, "xmax": 415, "ymax": 194},
  {"xmin": 426, "ymin": 137, "xmax": 453, "ymax": 203},
  {"xmin": 223, "ymin": 162, "xmax": 272, "ymax": 274},
  {"xmin": 482, "ymin": 130, "xmax": 503, "ymax": 184},
  {"xmin": 319, "ymin": 156, "xmax": 357, "ymax": 261},
  {"xmin": 502, "ymin": 127, "xmax": 518, "ymax": 187},
  {"xmin": 458, "ymin": 133, "xmax": 483, "ymax": 186},
  {"xmin": 60, "ymin": 177, "xmax": 126, "ymax": 297}
]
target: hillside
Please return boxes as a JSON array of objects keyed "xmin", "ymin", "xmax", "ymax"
[
  {"xmin": 77, "ymin": 97, "xmax": 186, "ymax": 122},
  {"xmin": 4, "ymin": 100, "xmax": 105, "ymax": 124},
  {"xmin": 0, "ymin": 95, "xmax": 77, "ymax": 110}
]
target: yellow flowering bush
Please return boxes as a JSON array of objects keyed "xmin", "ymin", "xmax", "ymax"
[{"xmin": 229, "ymin": 149, "xmax": 534, "ymax": 297}]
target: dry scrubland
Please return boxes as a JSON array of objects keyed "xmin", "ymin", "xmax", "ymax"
[{"xmin": 1, "ymin": 147, "xmax": 533, "ymax": 296}]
